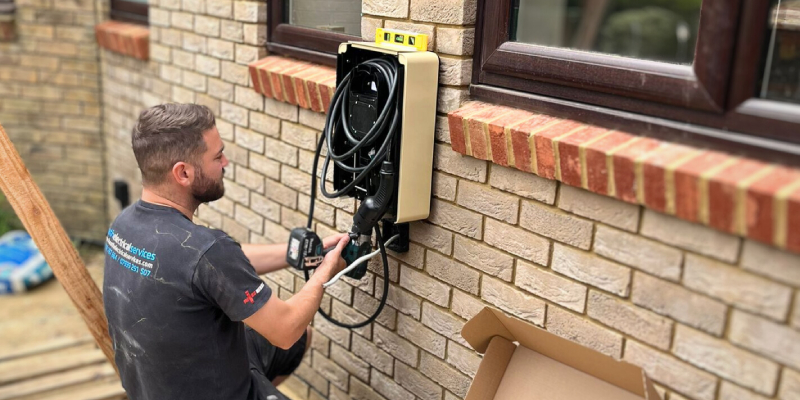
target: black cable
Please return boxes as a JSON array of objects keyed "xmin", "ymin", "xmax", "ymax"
[{"xmin": 304, "ymin": 56, "xmax": 399, "ymax": 329}]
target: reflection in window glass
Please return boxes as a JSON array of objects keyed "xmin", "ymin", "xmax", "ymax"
[
  {"xmin": 510, "ymin": 0, "xmax": 702, "ymax": 64},
  {"xmin": 759, "ymin": 0, "xmax": 800, "ymax": 104},
  {"xmin": 285, "ymin": 0, "xmax": 361, "ymax": 36}
]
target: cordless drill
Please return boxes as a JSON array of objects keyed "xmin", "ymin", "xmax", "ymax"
[{"xmin": 286, "ymin": 161, "xmax": 395, "ymax": 280}]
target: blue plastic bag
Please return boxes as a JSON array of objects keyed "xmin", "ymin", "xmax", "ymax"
[{"xmin": 0, "ymin": 231, "xmax": 53, "ymax": 294}]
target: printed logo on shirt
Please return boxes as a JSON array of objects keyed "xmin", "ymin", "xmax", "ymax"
[{"xmin": 243, "ymin": 282, "xmax": 265, "ymax": 304}]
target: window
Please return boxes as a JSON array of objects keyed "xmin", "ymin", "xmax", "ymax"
[
  {"xmin": 473, "ymin": 0, "xmax": 800, "ymax": 162},
  {"xmin": 110, "ymin": 0, "xmax": 148, "ymax": 25},
  {"xmin": 267, "ymin": 0, "xmax": 362, "ymax": 66}
]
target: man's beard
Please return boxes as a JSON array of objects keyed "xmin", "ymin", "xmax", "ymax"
[{"xmin": 191, "ymin": 167, "xmax": 225, "ymax": 204}]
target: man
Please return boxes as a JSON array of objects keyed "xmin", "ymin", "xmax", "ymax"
[{"xmin": 103, "ymin": 103, "xmax": 347, "ymax": 400}]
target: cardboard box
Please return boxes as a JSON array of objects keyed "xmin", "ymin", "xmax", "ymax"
[{"xmin": 461, "ymin": 307, "xmax": 662, "ymax": 400}]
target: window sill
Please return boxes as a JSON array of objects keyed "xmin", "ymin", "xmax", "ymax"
[
  {"xmin": 248, "ymin": 56, "xmax": 337, "ymax": 113},
  {"xmin": 448, "ymin": 101, "xmax": 800, "ymax": 254},
  {"xmin": 94, "ymin": 21, "xmax": 149, "ymax": 61}
]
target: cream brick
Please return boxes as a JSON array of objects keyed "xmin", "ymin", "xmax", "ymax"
[
  {"xmin": 160, "ymin": 64, "xmax": 182, "ymax": 84},
  {"xmin": 208, "ymin": 78, "xmax": 234, "ymax": 102},
  {"xmin": 209, "ymin": 196, "xmax": 235, "ymax": 217},
  {"xmin": 171, "ymin": 11, "xmax": 194, "ymax": 31},
  {"xmin": 313, "ymin": 351, "xmax": 349, "ymax": 391},
  {"xmin": 438, "ymin": 86, "xmax": 469, "ymax": 114},
  {"xmin": 352, "ymin": 290, "xmax": 395, "ymax": 331},
  {"xmin": 546, "ymin": 306, "xmax": 623, "ymax": 359},
  {"xmin": 313, "ymin": 313, "xmax": 351, "ymax": 348},
  {"xmin": 234, "ymin": 1, "xmax": 266, "ymax": 22},
  {"xmin": 196, "ymin": 54, "xmax": 221, "ymax": 76},
  {"xmin": 173, "ymin": 49, "xmax": 195, "ymax": 70},
  {"xmin": 395, "ymin": 362, "xmax": 442, "ymax": 400},
  {"xmin": 206, "ymin": 0, "xmax": 232, "ymax": 18},
  {"xmin": 794, "ymin": 294, "xmax": 800, "ymax": 330},
  {"xmin": 194, "ymin": 15, "xmax": 220, "ymax": 37},
  {"xmin": 224, "ymin": 179, "xmax": 249, "ymax": 205},
  {"xmin": 183, "ymin": 32, "xmax": 208, "ymax": 53},
  {"xmin": 208, "ymin": 38, "xmax": 233, "ymax": 61},
  {"xmin": 299, "ymin": 108, "xmax": 327, "ymax": 131},
  {"xmin": 265, "ymin": 137, "xmax": 298, "ymax": 166},
  {"xmin": 361, "ymin": 17, "xmax": 383, "ymax": 42},
  {"xmin": 384, "ymin": 21, "xmax": 435, "ymax": 51},
  {"xmin": 420, "ymin": 352, "xmax": 471, "ymax": 398},
  {"xmin": 298, "ymin": 195, "xmax": 335, "ymax": 226},
  {"xmin": 438, "ymin": 56, "xmax": 472, "ymax": 86},
  {"xmin": 741, "ymin": 240, "xmax": 800, "ymax": 288},
  {"xmin": 198, "ymin": 204, "xmax": 223, "ymax": 228},
  {"xmin": 398, "ymin": 314, "xmax": 446, "ymax": 358},
  {"xmin": 520, "ymin": 200, "xmax": 593, "ymax": 250},
  {"xmin": 265, "ymin": 179, "xmax": 296, "ymax": 208},
  {"xmin": 558, "ymin": 185, "xmax": 640, "ymax": 232},
  {"xmin": 390, "ymin": 243, "xmax": 425, "ymax": 269},
  {"xmin": 729, "ymin": 310, "xmax": 800, "ymax": 370},
  {"xmin": 410, "ymin": 222, "xmax": 453, "ymax": 255},
  {"xmin": 235, "ymin": 167, "xmax": 264, "ymax": 194},
  {"xmin": 719, "ymin": 382, "xmax": 770, "ymax": 400},
  {"xmin": 432, "ymin": 171, "xmax": 457, "ymax": 201},
  {"xmin": 428, "ymin": 199, "xmax": 482, "ymax": 239},
  {"xmin": 221, "ymin": 61, "xmax": 250, "ymax": 85},
  {"xmin": 482, "ymin": 275, "xmax": 545, "ymax": 325},
  {"xmin": 250, "ymin": 112, "xmax": 280, "ymax": 138},
  {"xmin": 456, "ymin": 180, "xmax": 519, "ymax": 224},
  {"xmin": 421, "ymin": 303, "xmax": 467, "ymax": 346},
  {"xmin": 249, "ymin": 193, "xmax": 280, "ymax": 223},
  {"xmin": 434, "ymin": 143, "xmax": 487, "ymax": 182},
  {"xmin": 641, "ymin": 210, "xmax": 740, "ymax": 263},
  {"xmin": 516, "ymin": 261, "xmax": 586, "ymax": 312},
  {"xmin": 296, "ymin": 362, "xmax": 329, "ymax": 395},
  {"xmin": 485, "ymin": 219, "xmax": 549, "ymax": 265},
  {"xmin": 451, "ymin": 289, "xmax": 484, "ymax": 321},
  {"xmin": 234, "ymin": 126, "xmax": 264, "ymax": 153},
  {"xmin": 385, "ymin": 285, "xmax": 421, "ymax": 319},
  {"xmin": 270, "ymin": 269, "xmax": 295, "ymax": 291},
  {"xmin": 281, "ymin": 207, "xmax": 307, "ymax": 230},
  {"xmin": 280, "ymin": 376, "xmax": 310, "ymax": 399},
  {"xmin": 426, "ymin": 251, "xmax": 480, "ymax": 295},
  {"xmin": 632, "ymin": 272, "xmax": 726, "ymax": 336},
  {"xmin": 372, "ymin": 370, "xmax": 414, "ymax": 400},
  {"xmin": 624, "ymin": 340, "xmax": 717, "ymax": 400},
  {"xmin": 400, "ymin": 266, "xmax": 450, "ymax": 307},
  {"xmin": 594, "ymin": 225, "xmax": 683, "ymax": 281},
  {"xmin": 150, "ymin": 8, "xmax": 172, "ymax": 27},
  {"xmin": 363, "ymin": 0, "xmax": 409, "ymax": 18},
  {"xmin": 150, "ymin": 43, "xmax": 172, "ymax": 63},
  {"xmin": 281, "ymin": 166, "xmax": 311, "ymax": 195},
  {"xmin": 161, "ymin": 0, "xmax": 182, "ymax": 10},
  {"xmin": 552, "ymin": 244, "xmax": 630, "ymax": 296},
  {"xmin": 222, "ymin": 216, "xmax": 249, "ymax": 242},
  {"xmin": 221, "ymin": 20, "xmax": 244, "ymax": 42},
  {"xmin": 685, "ymin": 254, "xmax": 791, "ymax": 321},
  {"xmin": 780, "ymin": 368, "xmax": 800, "ymax": 400},
  {"xmin": 587, "ymin": 291, "xmax": 673, "ymax": 350},
  {"xmin": 221, "ymin": 101, "xmax": 248, "ymax": 127},
  {"xmin": 264, "ymin": 97, "xmax": 299, "ymax": 122},
  {"xmin": 489, "ymin": 164, "xmax": 556, "ymax": 204},
  {"xmin": 243, "ymin": 23, "xmax": 266, "ymax": 46},
  {"xmin": 263, "ymin": 220, "xmax": 290, "ymax": 243},
  {"xmin": 352, "ymin": 334, "xmax": 394, "ymax": 375},
  {"xmin": 172, "ymin": 86, "xmax": 196, "ymax": 103},
  {"xmin": 453, "ymin": 235, "xmax": 513, "ymax": 281},
  {"xmin": 224, "ymin": 141, "xmax": 249, "ymax": 166},
  {"xmin": 282, "ymin": 121, "xmax": 318, "ymax": 151},
  {"xmin": 344, "ymin": 378, "xmax": 377, "ymax": 400},
  {"xmin": 370, "ymin": 257, "xmax": 400, "ymax": 284},
  {"xmin": 182, "ymin": 0, "xmax": 204, "ymax": 13},
  {"xmin": 446, "ymin": 342, "xmax": 481, "ymax": 378},
  {"xmin": 182, "ymin": 70, "xmax": 207, "ymax": 92},
  {"xmin": 410, "ymin": 0, "xmax": 477, "ymax": 24},
  {"xmin": 374, "ymin": 324, "xmax": 418, "ymax": 365},
  {"xmin": 674, "ymin": 325, "xmax": 778, "ymax": 395}
]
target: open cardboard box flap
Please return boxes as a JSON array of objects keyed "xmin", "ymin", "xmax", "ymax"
[{"xmin": 462, "ymin": 307, "xmax": 662, "ymax": 400}]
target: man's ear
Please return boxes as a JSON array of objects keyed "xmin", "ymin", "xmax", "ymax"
[{"xmin": 171, "ymin": 162, "xmax": 194, "ymax": 188}]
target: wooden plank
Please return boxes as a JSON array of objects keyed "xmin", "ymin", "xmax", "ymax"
[
  {"xmin": 0, "ymin": 364, "xmax": 116, "ymax": 400},
  {"xmin": 0, "ymin": 344, "xmax": 106, "ymax": 385},
  {"xmin": 33, "ymin": 378, "xmax": 125, "ymax": 400},
  {"xmin": 0, "ymin": 336, "xmax": 93, "ymax": 363},
  {"xmin": 0, "ymin": 123, "xmax": 115, "ymax": 370}
]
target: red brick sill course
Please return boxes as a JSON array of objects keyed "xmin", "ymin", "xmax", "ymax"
[
  {"xmin": 248, "ymin": 56, "xmax": 336, "ymax": 113},
  {"xmin": 94, "ymin": 21, "xmax": 149, "ymax": 61},
  {"xmin": 449, "ymin": 101, "xmax": 800, "ymax": 254}
]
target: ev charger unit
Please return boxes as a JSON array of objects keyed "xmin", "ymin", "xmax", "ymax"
[{"xmin": 286, "ymin": 29, "xmax": 439, "ymax": 328}]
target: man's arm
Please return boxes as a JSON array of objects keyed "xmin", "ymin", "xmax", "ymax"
[
  {"xmin": 243, "ymin": 235, "xmax": 348, "ymax": 349},
  {"xmin": 241, "ymin": 233, "xmax": 348, "ymax": 275}
]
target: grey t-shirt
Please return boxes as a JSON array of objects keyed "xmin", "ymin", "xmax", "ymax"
[{"xmin": 103, "ymin": 200, "xmax": 272, "ymax": 400}]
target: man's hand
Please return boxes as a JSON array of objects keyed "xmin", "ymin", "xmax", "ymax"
[
  {"xmin": 315, "ymin": 235, "xmax": 349, "ymax": 282},
  {"xmin": 322, "ymin": 232, "xmax": 349, "ymax": 249}
]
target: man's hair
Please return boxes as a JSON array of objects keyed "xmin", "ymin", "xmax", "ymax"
[{"xmin": 132, "ymin": 104, "xmax": 216, "ymax": 185}]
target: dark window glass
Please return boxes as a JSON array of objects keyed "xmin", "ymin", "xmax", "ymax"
[
  {"xmin": 284, "ymin": 0, "xmax": 361, "ymax": 36},
  {"xmin": 759, "ymin": 0, "xmax": 800, "ymax": 104},
  {"xmin": 110, "ymin": 0, "xmax": 148, "ymax": 25},
  {"xmin": 510, "ymin": 0, "xmax": 702, "ymax": 65}
]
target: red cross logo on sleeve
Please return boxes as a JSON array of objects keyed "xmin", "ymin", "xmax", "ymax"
[{"xmin": 243, "ymin": 290, "xmax": 256, "ymax": 304}]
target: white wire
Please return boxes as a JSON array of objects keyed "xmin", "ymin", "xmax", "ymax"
[{"xmin": 323, "ymin": 235, "xmax": 400, "ymax": 288}]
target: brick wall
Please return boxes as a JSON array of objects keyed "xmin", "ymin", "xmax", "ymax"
[
  {"xmin": 0, "ymin": 0, "xmax": 107, "ymax": 240},
  {"xmin": 93, "ymin": 1, "xmax": 800, "ymax": 400}
]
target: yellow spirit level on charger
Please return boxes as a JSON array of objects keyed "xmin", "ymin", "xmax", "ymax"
[{"xmin": 375, "ymin": 28, "xmax": 429, "ymax": 51}]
